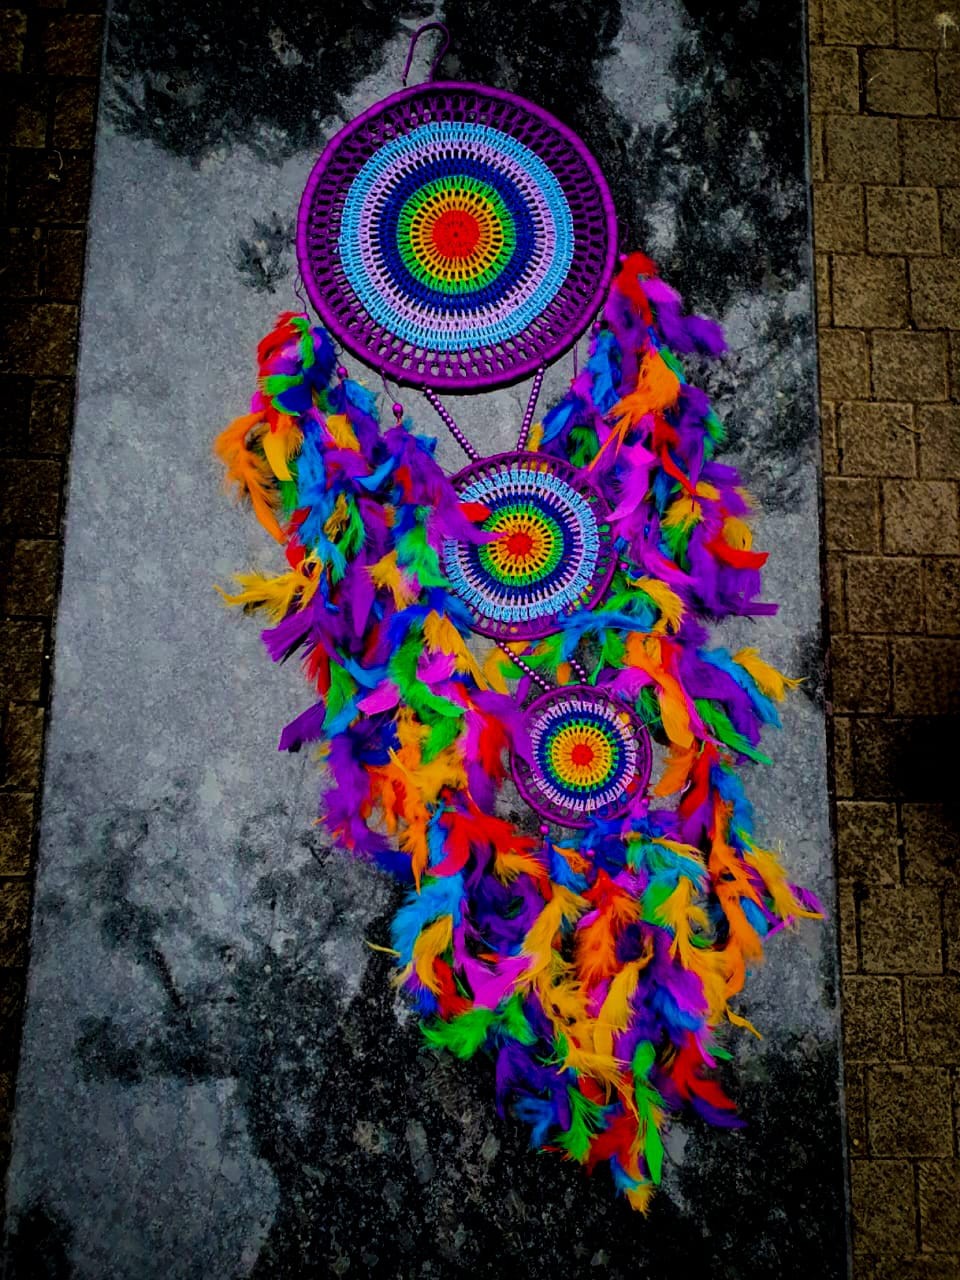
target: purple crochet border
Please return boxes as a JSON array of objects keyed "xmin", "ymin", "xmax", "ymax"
[{"xmin": 296, "ymin": 81, "xmax": 619, "ymax": 394}]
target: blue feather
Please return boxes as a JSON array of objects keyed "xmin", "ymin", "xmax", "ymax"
[
  {"xmin": 699, "ymin": 648, "xmax": 782, "ymax": 727},
  {"xmin": 390, "ymin": 873, "xmax": 466, "ymax": 963}
]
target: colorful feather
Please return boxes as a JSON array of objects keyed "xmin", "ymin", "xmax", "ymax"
[{"xmin": 215, "ymin": 257, "xmax": 821, "ymax": 1212}]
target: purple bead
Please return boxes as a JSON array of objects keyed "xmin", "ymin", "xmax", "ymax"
[
  {"xmin": 337, "ymin": 365, "xmax": 348, "ymax": 380},
  {"xmin": 392, "ymin": 402, "xmax": 404, "ymax": 419}
]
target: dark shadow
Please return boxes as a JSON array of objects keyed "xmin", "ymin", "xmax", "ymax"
[{"xmin": 3, "ymin": 1203, "xmax": 74, "ymax": 1280}]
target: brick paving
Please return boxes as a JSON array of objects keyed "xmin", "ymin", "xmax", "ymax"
[
  {"xmin": 812, "ymin": 0, "xmax": 960, "ymax": 1270},
  {"xmin": 0, "ymin": 0, "xmax": 103, "ymax": 1193},
  {"xmin": 0, "ymin": 0, "xmax": 958, "ymax": 1269}
]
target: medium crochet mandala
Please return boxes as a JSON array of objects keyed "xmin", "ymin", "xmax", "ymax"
[{"xmin": 216, "ymin": 49, "xmax": 820, "ymax": 1213}]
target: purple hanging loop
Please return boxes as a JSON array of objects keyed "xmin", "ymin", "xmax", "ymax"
[{"xmin": 401, "ymin": 21, "xmax": 451, "ymax": 86}]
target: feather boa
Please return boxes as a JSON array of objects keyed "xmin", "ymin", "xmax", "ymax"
[{"xmin": 215, "ymin": 254, "xmax": 821, "ymax": 1212}]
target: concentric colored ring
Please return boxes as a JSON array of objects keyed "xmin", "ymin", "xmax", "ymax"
[
  {"xmin": 297, "ymin": 83, "xmax": 617, "ymax": 391},
  {"xmin": 397, "ymin": 177, "xmax": 515, "ymax": 293},
  {"xmin": 511, "ymin": 686, "xmax": 653, "ymax": 829},
  {"xmin": 339, "ymin": 122, "xmax": 574, "ymax": 353},
  {"xmin": 442, "ymin": 452, "xmax": 616, "ymax": 640}
]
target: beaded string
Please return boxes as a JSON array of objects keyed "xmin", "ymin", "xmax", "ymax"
[
  {"xmin": 423, "ymin": 388, "xmax": 480, "ymax": 461},
  {"xmin": 515, "ymin": 365, "xmax": 545, "ymax": 450},
  {"xmin": 494, "ymin": 639, "xmax": 551, "ymax": 691},
  {"xmin": 493, "ymin": 640, "xmax": 591, "ymax": 692}
]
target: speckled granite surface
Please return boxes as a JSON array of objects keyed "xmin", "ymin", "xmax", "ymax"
[{"xmin": 3, "ymin": 2, "xmax": 847, "ymax": 1276}]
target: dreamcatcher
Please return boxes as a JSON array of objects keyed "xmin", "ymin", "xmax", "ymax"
[{"xmin": 216, "ymin": 24, "xmax": 821, "ymax": 1211}]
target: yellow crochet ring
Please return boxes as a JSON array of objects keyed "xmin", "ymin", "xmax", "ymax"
[
  {"xmin": 483, "ymin": 510, "xmax": 559, "ymax": 581},
  {"xmin": 548, "ymin": 721, "xmax": 616, "ymax": 789},
  {"xmin": 407, "ymin": 187, "xmax": 507, "ymax": 285}
]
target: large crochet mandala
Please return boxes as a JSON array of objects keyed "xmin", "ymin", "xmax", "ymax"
[{"xmin": 216, "ymin": 69, "xmax": 821, "ymax": 1214}]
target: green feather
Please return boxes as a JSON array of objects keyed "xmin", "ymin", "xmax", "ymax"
[
  {"xmin": 495, "ymin": 993, "xmax": 537, "ymax": 1045},
  {"xmin": 337, "ymin": 497, "xmax": 366, "ymax": 559},
  {"xmin": 278, "ymin": 478, "xmax": 299, "ymax": 517},
  {"xmin": 423, "ymin": 713, "xmax": 463, "ymax": 761},
  {"xmin": 660, "ymin": 347, "xmax": 685, "ymax": 380},
  {"xmin": 661, "ymin": 518, "xmax": 691, "ymax": 567},
  {"xmin": 643, "ymin": 1115, "xmax": 665, "ymax": 1184},
  {"xmin": 705, "ymin": 408, "xmax": 725, "ymax": 448},
  {"xmin": 569, "ymin": 425, "xmax": 599, "ymax": 468},
  {"xmin": 556, "ymin": 1088, "xmax": 606, "ymax": 1162},
  {"xmin": 396, "ymin": 522, "xmax": 448, "ymax": 587},
  {"xmin": 261, "ymin": 373, "xmax": 301, "ymax": 396},
  {"xmin": 323, "ymin": 662, "xmax": 357, "ymax": 730},
  {"xmin": 422, "ymin": 1008, "xmax": 495, "ymax": 1058},
  {"xmin": 641, "ymin": 880, "xmax": 674, "ymax": 925},
  {"xmin": 632, "ymin": 1040, "xmax": 666, "ymax": 1184},
  {"xmin": 291, "ymin": 315, "xmax": 315, "ymax": 369},
  {"xmin": 388, "ymin": 635, "xmax": 462, "ymax": 724},
  {"xmin": 695, "ymin": 699, "xmax": 772, "ymax": 764},
  {"xmin": 632, "ymin": 1040, "xmax": 657, "ymax": 1079},
  {"xmin": 637, "ymin": 685, "xmax": 661, "ymax": 729}
]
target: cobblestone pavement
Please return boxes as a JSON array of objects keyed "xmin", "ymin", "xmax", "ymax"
[{"xmin": 1, "ymin": 0, "xmax": 958, "ymax": 1270}]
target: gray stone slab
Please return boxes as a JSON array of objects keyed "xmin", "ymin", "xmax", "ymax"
[{"xmin": 4, "ymin": 2, "xmax": 848, "ymax": 1277}]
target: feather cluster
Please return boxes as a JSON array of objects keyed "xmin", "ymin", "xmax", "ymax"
[{"xmin": 215, "ymin": 255, "xmax": 820, "ymax": 1211}]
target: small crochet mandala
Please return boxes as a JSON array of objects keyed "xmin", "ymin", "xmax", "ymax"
[{"xmin": 216, "ymin": 36, "xmax": 821, "ymax": 1214}]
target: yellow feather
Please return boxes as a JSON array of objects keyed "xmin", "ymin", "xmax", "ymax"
[
  {"xmin": 722, "ymin": 515, "xmax": 753, "ymax": 551},
  {"xmin": 561, "ymin": 1042, "xmax": 627, "ymax": 1095},
  {"xmin": 521, "ymin": 886, "xmax": 589, "ymax": 980},
  {"xmin": 727, "ymin": 1006, "xmax": 763, "ymax": 1039},
  {"xmin": 628, "ymin": 575, "xmax": 685, "ymax": 634},
  {"xmin": 527, "ymin": 421, "xmax": 544, "ymax": 452},
  {"xmin": 662, "ymin": 495, "xmax": 701, "ymax": 530},
  {"xmin": 423, "ymin": 611, "xmax": 486, "ymax": 686},
  {"xmin": 324, "ymin": 413, "xmax": 360, "ymax": 451},
  {"xmin": 626, "ymin": 1185, "xmax": 655, "ymax": 1214},
  {"xmin": 494, "ymin": 850, "xmax": 548, "ymax": 882},
  {"xmin": 655, "ymin": 878, "xmax": 711, "ymax": 966},
  {"xmin": 624, "ymin": 634, "xmax": 694, "ymax": 749},
  {"xmin": 687, "ymin": 948, "xmax": 729, "ymax": 1022},
  {"xmin": 745, "ymin": 843, "xmax": 822, "ymax": 922},
  {"xmin": 214, "ymin": 413, "xmax": 284, "ymax": 542},
  {"xmin": 412, "ymin": 915, "xmax": 454, "ymax": 992},
  {"xmin": 658, "ymin": 680, "xmax": 694, "ymax": 749},
  {"xmin": 368, "ymin": 551, "xmax": 419, "ymax": 608},
  {"xmin": 480, "ymin": 643, "xmax": 510, "ymax": 694},
  {"xmin": 391, "ymin": 743, "xmax": 467, "ymax": 805},
  {"xmin": 650, "ymin": 836, "xmax": 700, "ymax": 859},
  {"xmin": 216, "ymin": 568, "xmax": 311, "ymax": 623},
  {"xmin": 261, "ymin": 418, "xmax": 302, "ymax": 481},
  {"xmin": 399, "ymin": 814, "xmax": 430, "ymax": 889},
  {"xmin": 732, "ymin": 647, "xmax": 803, "ymax": 701},
  {"xmin": 610, "ymin": 351, "xmax": 682, "ymax": 427},
  {"xmin": 535, "ymin": 961, "xmax": 583, "ymax": 1021},
  {"xmin": 324, "ymin": 493, "xmax": 349, "ymax": 538},
  {"xmin": 595, "ymin": 955, "xmax": 649, "ymax": 1059}
]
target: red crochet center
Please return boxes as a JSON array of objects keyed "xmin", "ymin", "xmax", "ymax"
[
  {"xmin": 505, "ymin": 530, "xmax": 534, "ymax": 557},
  {"xmin": 430, "ymin": 208, "xmax": 481, "ymax": 259}
]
